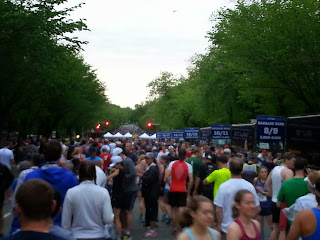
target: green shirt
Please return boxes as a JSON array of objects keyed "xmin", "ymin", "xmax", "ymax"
[
  {"xmin": 206, "ymin": 168, "xmax": 231, "ymax": 199},
  {"xmin": 277, "ymin": 178, "xmax": 310, "ymax": 207},
  {"xmin": 186, "ymin": 157, "xmax": 203, "ymax": 179}
]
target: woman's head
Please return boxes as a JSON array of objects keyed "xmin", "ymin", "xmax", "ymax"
[
  {"xmin": 306, "ymin": 171, "xmax": 320, "ymax": 195},
  {"xmin": 258, "ymin": 166, "xmax": 268, "ymax": 180},
  {"xmin": 180, "ymin": 196, "xmax": 214, "ymax": 229},
  {"xmin": 232, "ymin": 190, "xmax": 255, "ymax": 218}
]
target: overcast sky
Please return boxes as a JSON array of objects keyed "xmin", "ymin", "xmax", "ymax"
[{"xmin": 66, "ymin": 0, "xmax": 230, "ymax": 108}]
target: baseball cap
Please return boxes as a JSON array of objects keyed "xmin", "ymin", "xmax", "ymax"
[
  {"xmin": 109, "ymin": 156, "xmax": 123, "ymax": 167},
  {"xmin": 224, "ymin": 145, "xmax": 229, "ymax": 148},
  {"xmin": 152, "ymin": 147, "xmax": 157, "ymax": 151},
  {"xmin": 223, "ymin": 148, "xmax": 231, "ymax": 154},
  {"xmin": 145, "ymin": 152, "xmax": 155, "ymax": 159},
  {"xmin": 262, "ymin": 149, "xmax": 267, "ymax": 153},
  {"xmin": 168, "ymin": 146, "xmax": 174, "ymax": 150},
  {"xmin": 112, "ymin": 147, "xmax": 123, "ymax": 156},
  {"xmin": 204, "ymin": 150, "xmax": 212, "ymax": 159}
]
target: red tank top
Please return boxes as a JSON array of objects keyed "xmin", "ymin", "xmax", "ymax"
[
  {"xmin": 169, "ymin": 161, "xmax": 189, "ymax": 192},
  {"xmin": 234, "ymin": 219, "xmax": 261, "ymax": 240}
]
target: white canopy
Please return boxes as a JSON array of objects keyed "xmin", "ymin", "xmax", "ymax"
[
  {"xmin": 123, "ymin": 132, "xmax": 132, "ymax": 138},
  {"xmin": 149, "ymin": 133, "xmax": 157, "ymax": 139},
  {"xmin": 139, "ymin": 133, "xmax": 150, "ymax": 139},
  {"xmin": 113, "ymin": 132, "xmax": 124, "ymax": 138},
  {"xmin": 103, "ymin": 132, "xmax": 113, "ymax": 138}
]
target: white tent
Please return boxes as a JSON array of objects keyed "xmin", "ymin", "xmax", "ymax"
[
  {"xmin": 139, "ymin": 133, "xmax": 150, "ymax": 139},
  {"xmin": 113, "ymin": 132, "xmax": 124, "ymax": 138},
  {"xmin": 123, "ymin": 132, "xmax": 132, "ymax": 138},
  {"xmin": 103, "ymin": 132, "xmax": 113, "ymax": 138},
  {"xmin": 149, "ymin": 133, "xmax": 157, "ymax": 139}
]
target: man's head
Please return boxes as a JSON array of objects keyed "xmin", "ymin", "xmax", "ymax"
[
  {"xmin": 44, "ymin": 140, "xmax": 62, "ymax": 162},
  {"xmin": 261, "ymin": 149, "xmax": 268, "ymax": 156},
  {"xmin": 79, "ymin": 161, "xmax": 96, "ymax": 183},
  {"xmin": 15, "ymin": 179, "xmax": 55, "ymax": 223},
  {"xmin": 125, "ymin": 142, "xmax": 132, "ymax": 154},
  {"xmin": 223, "ymin": 148, "xmax": 232, "ymax": 159},
  {"xmin": 168, "ymin": 145, "xmax": 175, "ymax": 154},
  {"xmin": 204, "ymin": 150, "xmax": 213, "ymax": 163},
  {"xmin": 88, "ymin": 146, "xmax": 97, "ymax": 158},
  {"xmin": 283, "ymin": 152, "xmax": 296, "ymax": 169},
  {"xmin": 216, "ymin": 155, "xmax": 228, "ymax": 167},
  {"xmin": 294, "ymin": 157, "xmax": 308, "ymax": 171},
  {"xmin": 192, "ymin": 147, "xmax": 201, "ymax": 158},
  {"xmin": 178, "ymin": 148, "xmax": 187, "ymax": 161},
  {"xmin": 229, "ymin": 157, "xmax": 244, "ymax": 176}
]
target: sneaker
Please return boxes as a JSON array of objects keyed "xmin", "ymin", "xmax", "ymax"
[
  {"xmin": 123, "ymin": 232, "xmax": 131, "ymax": 239},
  {"xmin": 161, "ymin": 214, "xmax": 166, "ymax": 221},
  {"xmin": 139, "ymin": 216, "xmax": 146, "ymax": 223},
  {"xmin": 143, "ymin": 229, "xmax": 158, "ymax": 237}
]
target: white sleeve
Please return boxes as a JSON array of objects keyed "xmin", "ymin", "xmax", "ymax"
[
  {"xmin": 103, "ymin": 190, "xmax": 114, "ymax": 224},
  {"xmin": 62, "ymin": 191, "xmax": 72, "ymax": 230},
  {"xmin": 168, "ymin": 161, "xmax": 175, "ymax": 171},
  {"xmin": 187, "ymin": 163, "xmax": 193, "ymax": 173},
  {"xmin": 214, "ymin": 184, "xmax": 224, "ymax": 207}
]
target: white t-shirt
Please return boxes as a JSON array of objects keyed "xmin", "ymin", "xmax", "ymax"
[
  {"xmin": 157, "ymin": 151, "xmax": 169, "ymax": 160},
  {"xmin": 214, "ymin": 178, "xmax": 260, "ymax": 233},
  {"xmin": 0, "ymin": 148, "xmax": 14, "ymax": 169}
]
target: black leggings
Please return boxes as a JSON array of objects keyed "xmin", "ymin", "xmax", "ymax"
[{"xmin": 144, "ymin": 196, "xmax": 158, "ymax": 226}]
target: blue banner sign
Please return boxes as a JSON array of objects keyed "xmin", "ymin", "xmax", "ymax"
[
  {"xmin": 211, "ymin": 125, "xmax": 231, "ymax": 139},
  {"xmin": 172, "ymin": 130, "xmax": 185, "ymax": 139},
  {"xmin": 185, "ymin": 128, "xmax": 200, "ymax": 139},
  {"xmin": 256, "ymin": 116, "xmax": 286, "ymax": 142},
  {"xmin": 162, "ymin": 131, "xmax": 171, "ymax": 139},
  {"xmin": 200, "ymin": 128, "xmax": 212, "ymax": 140},
  {"xmin": 231, "ymin": 125, "xmax": 254, "ymax": 141}
]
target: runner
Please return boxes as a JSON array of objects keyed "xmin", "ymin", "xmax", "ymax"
[
  {"xmin": 165, "ymin": 148, "xmax": 193, "ymax": 235},
  {"xmin": 178, "ymin": 195, "xmax": 221, "ymax": 240},
  {"xmin": 227, "ymin": 190, "xmax": 261, "ymax": 240}
]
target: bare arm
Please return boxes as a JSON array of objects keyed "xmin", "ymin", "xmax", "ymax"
[
  {"xmin": 265, "ymin": 170, "xmax": 273, "ymax": 195},
  {"xmin": 227, "ymin": 222, "xmax": 241, "ymax": 240},
  {"xmin": 187, "ymin": 173, "xmax": 193, "ymax": 196},
  {"xmin": 203, "ymin": 178, "xmax": 209, "ymax": 185},
  {"xmin": 164, "ymin": 168, "xmax": 171, "ymax": 184},
  {"xmin": 107, "ymin": 169, "xmax": 119, "ymax": 182},
  {"xmin": 194, "ymin": 177, "xmax": 201, "ymax": 195},
  {"xmin": 286, "ymin": 211, "xmax": 303, "ymax": 240},
  {"xmin": 216, "ymin": 206, "xmax": 223, "ymax": 232}
]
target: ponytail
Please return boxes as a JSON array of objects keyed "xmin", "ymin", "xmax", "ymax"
[{"xmin": 179, "ymin": 208, "xmax": 193, "ymax": 228}]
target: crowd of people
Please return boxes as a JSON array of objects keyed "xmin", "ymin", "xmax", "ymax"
[{"xmin": 0, "ymin": 137, "xmax": 320, "ymax": 240}]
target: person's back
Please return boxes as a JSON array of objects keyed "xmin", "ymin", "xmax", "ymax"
[
  {"xmin": 170, "ymin": 160, "xmax": 190, "ymax": 192},
  {"xmin": 62, "ymin": 161, "xmax": 113, "ymax": 239},
  {"xmin": 0, "ymin": 146, "xmax": 14, "ymax": 169},
  {"xmin": 242, "ymin": 163, "xmax": 258, "ymax": 184},
  {"xmin": 271, "ymin": 165, "xmax": 285, "ymax": 202}
]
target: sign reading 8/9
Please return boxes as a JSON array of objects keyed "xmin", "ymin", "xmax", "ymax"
[{"xmin": 264, "ymin": 127, "xmax": 279, "ymax": 135}]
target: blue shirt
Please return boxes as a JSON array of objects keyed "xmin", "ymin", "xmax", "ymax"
[{"xmin": 86, "ymin": 156, "xmax": 102, "ymax": 161}]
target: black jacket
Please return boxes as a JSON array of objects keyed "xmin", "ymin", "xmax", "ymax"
[{"xmin": 141, "ymin": 164, "xmax": 159, "ymax": 198}]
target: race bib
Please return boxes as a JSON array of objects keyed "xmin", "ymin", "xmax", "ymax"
[{"xmin": 258, "ymin": 193, "xmax": 267, "ymax": 202}]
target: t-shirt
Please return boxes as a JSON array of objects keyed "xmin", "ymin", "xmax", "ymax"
[
  {"xmin": 0, "ymin": 148, "xmax": 14, "ymax": 169},
  {"xmin": 186, "ymin": 157, "xmax": 203, "ymax": 179},
  {"xmin": 214, "ymin": 178, "xmax": 260, "ymax": 233},
  {"xmin": 198, "ymin": 163, "xmax": 218, "ymax": 199},
  {"xmin": 168, "ymin": 160, "xmax": 192, "ymax": 192},
  {"xmin": 86, "ymin": 156, "xmax": 102, "ymax": 161},
  {"xmin": 277, "ymin": 178, "xmax": 310, "ymax": 207},
  {"xmin": 99, "ymin": 153, "xmax": 112, "ymax": 171},
  {"xmin": 206, "ymin": 168, "xmax": 231, "ymax": 199},
  {"xmin": 2, "ymin": 231, "xmax": 67, "ymax": 240}
]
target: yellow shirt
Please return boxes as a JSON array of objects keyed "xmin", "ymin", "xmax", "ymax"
[{"xmin": 206, "ymin": 168, "xmax": 231, "ymax": 199}]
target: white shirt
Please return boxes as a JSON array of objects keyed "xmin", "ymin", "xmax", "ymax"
[
  {"xmin": 95, "ymin": 166, "xmax": 107, "ymax": 188},
  {"xmin": 109, "ymin": 143, "xmax": 116, "ymax": 155},
  {"xmin": 62, "ymin": 181, "xmax": 114, "ymax": 239},
  {"xmin": 214, "ymin": 178, "xmax": 260, "ymax": 233},
  {"xmin": 271, "ymin": 166, "xmax": 285, "ymax": 202},
  {"xmin": 0, "ymin": 148, "xmax": 14, "ymax": 169},
  {"xmin": 157, "ymin": 151, "xmax": 169, "ymax": 160}
]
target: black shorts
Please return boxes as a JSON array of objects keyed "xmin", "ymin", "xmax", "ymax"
[
  {"xmin": 168, "ymin": 192, "xmax": 187, "ymax": 207},
  {"xmin": 259, "ymin": 207, "xmax": 272, "ymax": 216},
  {"xmin": 272, "ymin": 202, "xmax": 281, "ymax": 223},
  {"xmin": 0, "ymin": 191, "xmax": 4, "ymax": 209},
  {"xmin": 121, "ymin": 190, "xmax": 137, "ymax": 211},
  {"xmin": 112, "ymin": 193, "xmax": 123, "ymax": 209}
]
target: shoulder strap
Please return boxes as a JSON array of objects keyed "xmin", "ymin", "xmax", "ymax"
[
  {"xmin": 252, "ymin": 220, "xmax": 261, "ymax": 239},
  {"xmin": 182, "ymin": 227, "xmax": 196, "ymax": 240},
  {"xmin": 234, "ymin": 219, "xmax": 247, "ymax": 237},
  {"xmin": 208, "ymin": 227, "xmax": 218, "ymax": 240}
]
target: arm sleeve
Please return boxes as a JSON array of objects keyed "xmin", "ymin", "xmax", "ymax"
[
  {"xmin": 103, "ymin": 190, "xmax": 114, "ymax": 224},
  {"xmin": 187, "ymin": 163, "xmax": 193, "ymax": 173},
  {"xmin": 124, "ymin": 160, "xmax": 137, "ymax": 181},
  {"xmin": 206, "ymin": 170, "xmax": 217, "ymax": 183},
  {"xmin": 62, "ymin": 192, "xmax": 72, "ymax": 230},
  {"xmin": 168, "ymin": 161, "xmax": 174, "ymax": 171}
]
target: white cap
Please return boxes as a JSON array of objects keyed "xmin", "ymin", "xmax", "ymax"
[
  {"xmin": 109, "ymin": 156, "xmax": 123, "ymax": 167},
  {"xmin": 223, "ymin": 148, "xmax": 231, "ymax": 154},
  {"xmin": 168, "ymin": 146, "xmax": 174, "ymax": 150},
  {"xmin": 112, "ymin": 147, "xmax": 123, "ymax": 156}
]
